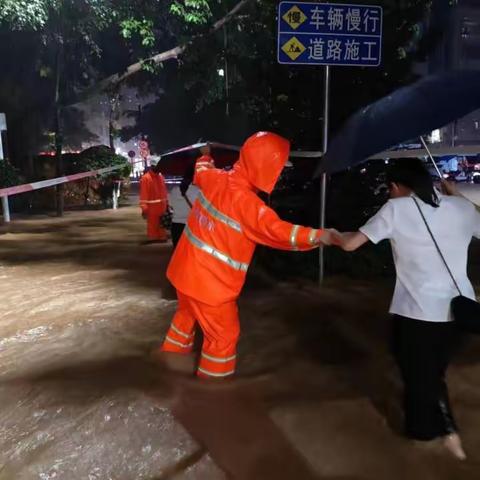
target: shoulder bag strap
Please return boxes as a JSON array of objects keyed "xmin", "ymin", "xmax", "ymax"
[
  {"xmin": 412, "ymin": 197, "xmax": 462, "ymax": 296},
  {"xmin": 182, "ymin": 192, "xmax": 193, "ymax": 208}
]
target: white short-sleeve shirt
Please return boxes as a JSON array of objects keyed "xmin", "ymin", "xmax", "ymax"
[
  {"xmin": 169, "ymin": 185, "xmax": 200, "ymax": 224},
  {"xmin": 360, "ymin": 195, "xmax": 480, "ymax": 322}
]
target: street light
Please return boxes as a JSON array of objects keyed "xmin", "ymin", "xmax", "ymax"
[{"xmin": 431, "ymin": 129, "xmax": 441, "ymax": 143}]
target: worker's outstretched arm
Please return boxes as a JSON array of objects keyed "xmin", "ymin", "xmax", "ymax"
[{"xmin": 239, "ymin": 198, "xmax": 331, "ymax": 251}]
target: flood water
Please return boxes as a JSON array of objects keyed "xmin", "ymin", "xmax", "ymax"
[{"xmin": 1, "ymin": 204, "xmax": 480, "ymax": 479}]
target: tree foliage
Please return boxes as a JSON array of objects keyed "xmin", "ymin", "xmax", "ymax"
[
  {"xmin": 169, "ymin": 0, "xmax": 440, "ymax": 148},
  {"xmin": 0, "ymin": 0, "xmax": 217, "ymax": 175},
  {"xmin": 0, "ymin": 0, "xmax": 456, "ymax": 161},
  {"xmin": 0, "ymin": 160, "xmax": 20, "ymax": 188},
  {"xmin": 68, "ymin": 146, "xmax": 131, "ymax": 179},
  {"xmin": 0, "ymin": 0, "xmax": 51, "ymax": 30},
  {"xmin": 116, "ymin": 0, "xmax": 447, "ymax": 154}
]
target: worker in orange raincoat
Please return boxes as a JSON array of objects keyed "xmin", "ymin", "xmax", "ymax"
[
  {"xmin": 139, "ymin": 158, "xmax": 168, "ymax": 242},
  {"xmin": 160, "ymin": 132, "xmax": 333, "ymax": 379}
]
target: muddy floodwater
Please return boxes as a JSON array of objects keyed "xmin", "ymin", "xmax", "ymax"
[{"xmin": 1, "ymin": 203, "xmax": 480, "ymax": 479}]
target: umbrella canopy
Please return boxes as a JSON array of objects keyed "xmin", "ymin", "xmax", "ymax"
[
  {"xmin": 316, "ymin": 70, "xmax": 480, "ymax": 176},
  {"xmin": 157, "ymin": 141, "xmax": 324, "ymax": 177},
  {"xmin": 368, "ymin": 145, "xmax": 480, "ymax": 160},
  {"xmin": 157, "ymin": 142, "xmax": 240, "ymax": 176}
]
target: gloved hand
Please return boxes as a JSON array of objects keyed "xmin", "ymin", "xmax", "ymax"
[
  {"xmin": 317, "ymin": 228, "xmax": 341, "ymax": 246},
  {"xmin": 200, "ymin": 143, "xmax": 211, "ymax": 156}
]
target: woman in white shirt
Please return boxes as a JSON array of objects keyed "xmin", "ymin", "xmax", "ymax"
[
  {"xmin": 168, "ymin": 164, "xmax": 200, "ymax": 247},
  {"xmin": 169, "ymin": 184, "xmax": 200, "ymax": 247},
  {"xmin": 335, "ymin": 159, "xmax": 480, "ymax": 460}
]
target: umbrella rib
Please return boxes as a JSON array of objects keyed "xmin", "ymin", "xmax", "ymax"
[{"xmin": 419, "ymin": 136, "xmax": 443, "ymax": 178}]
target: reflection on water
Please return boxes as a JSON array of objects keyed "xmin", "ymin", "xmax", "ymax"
[{"xmin": 1, "ymin": 208, "xmax": 480, "ymax": 479}]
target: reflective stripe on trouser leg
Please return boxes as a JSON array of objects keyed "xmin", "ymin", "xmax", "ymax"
[
  {"xmin": 194, "ymin": 301, "xmax": 240, "ymax": 378},
  {"xmin": 161, "ymin": 292, "xmax": 197, "ymax": 354},
  {"xmin": 198, "ymin": 351, "xmax": 237, "ymax": 378}
]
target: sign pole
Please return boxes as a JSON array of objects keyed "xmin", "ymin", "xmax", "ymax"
[
  {"xmin": 277, "ymin": 2, "xmax": 383, "ymax": 284},
  {"xmin": 319, "ymin": 65, "xmax": 330, "ymax": 284},
  {"xmin": 1, "ymin": 196, "xmax": 10, "ymax": 223},
  {"xmin": 0, "ymin": 113, "xmax": 10, "ymax": 223}
]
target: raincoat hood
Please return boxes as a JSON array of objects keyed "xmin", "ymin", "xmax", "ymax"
[{"xmin": 233, "ymin": 132, "xmax": 290, "ymax": 194}]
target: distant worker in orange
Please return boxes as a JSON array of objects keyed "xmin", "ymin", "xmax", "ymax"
[
  {"xmin": 159, "ymin": 132, "xmax": 333, "ymax": 379},
  {"xmin": 140, "ymin": 158, "xmax": 168, "ymax": 243}
]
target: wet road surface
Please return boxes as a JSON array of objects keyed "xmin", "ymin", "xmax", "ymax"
[{"xmin": 1, "ymin": 205, "xmax": 480, "ymax": 479}]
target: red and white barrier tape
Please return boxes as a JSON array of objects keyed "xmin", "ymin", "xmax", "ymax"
[
  {"xmin": 160, "ymin": 141, "xmax": 322, "ymax": 158},
  {"xmin": 0, "ymin": 164, "xmax": 124, "ymax": 198},
  {"xmin": 1, "ymin": 140, "xmax": 322, "ymax": 199}
]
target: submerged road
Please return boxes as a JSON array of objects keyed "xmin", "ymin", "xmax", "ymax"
[{"xmin": 1, "ymin": 203, "xmax": 480, "ymax": 479}]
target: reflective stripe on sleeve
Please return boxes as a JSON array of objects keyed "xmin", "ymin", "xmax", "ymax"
[
  {"xmin": 184, "ymin": 227, "xmax": 249, "ymax": 272},
  {"xmin": 290, "ymin": 225, "xmax": 300, "ymax": 250},
  {"xmin": 197, "ymin": 191, "xmax": 242, "ymax": 233},
  {"xmin": 139, "ymin": 199, "xmax": 166, "ymax": 204},
  {"xmin": 308, "ymin": 228, "xmax": 320, "ymax": 245}
]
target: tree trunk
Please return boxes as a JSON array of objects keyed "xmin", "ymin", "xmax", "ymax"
[
  {"xmin": 108, "ymin": 90, "xmax": 120, "ymax": 151},
  {"xmin": 26, "ymin": 153, "xmax": 34, "ymax": 179},
  {"xmin": 54, "ymin": 47, "xmax": 64, "ymax": 217},
  {"xmin": 70, "ymin": 0, "xmax": 254, "ymax": 105},
  {"xmin": 54, "ymin": 108, "xmax": 64, "ymax": 216},
  {"xmin": 84, "ymin": 177, "xmax": 90, "ymax": 207},
  {"xmin": 109, "ymin": 119, "xmax": 115, "ymax": 151}
]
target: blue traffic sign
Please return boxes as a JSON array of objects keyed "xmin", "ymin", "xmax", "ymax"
[{"xmin": 278, "ymin": 2, "xmax": 383, "ymax": 67}]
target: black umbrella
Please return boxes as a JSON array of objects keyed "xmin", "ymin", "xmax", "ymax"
[
  {"xmin": 316, "ymin": 70, "xmax": 480, "ymax": 176},
  {"xmin": 158, "ymin": 142, "xmax": 240, "ymax": 176}
]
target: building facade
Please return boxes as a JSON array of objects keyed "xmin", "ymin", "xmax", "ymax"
[{"xmin": 428, "ymin": 0, "xmax": 480, "ymax": 146}]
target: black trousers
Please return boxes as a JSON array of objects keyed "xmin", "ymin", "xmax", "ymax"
[
  {"xmin": 391, "ymin": 315, "xmax": 458, "ymax": 441},
  {"xmin": 171, "ymin": 222, "xmax": 185, "ymax": 248}
]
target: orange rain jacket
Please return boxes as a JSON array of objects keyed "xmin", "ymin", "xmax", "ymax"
[
  {"xmin": 167, "ymin": 132, "xmax": 325, "ymax": 306},
  {"xmin": 139, "ymin": 170, "xmax": 168, "ymax": 216}
]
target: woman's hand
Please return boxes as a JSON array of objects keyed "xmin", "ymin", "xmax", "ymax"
[
  {"xmin": 199, "ymin": 143, "xmax": 211, "ymax": 156},
  {"xmin": 441, "ymin": 180, "xmax": 459, "ymax": 197}
]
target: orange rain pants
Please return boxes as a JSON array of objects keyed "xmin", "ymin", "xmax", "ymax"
[
  {"xmin": 162, "ymin": 291, "xmax": 239, "ymax": 378},
  {"xmin": 145, "ymin": 204, "xmax": 168, "ymax": 241},
  {"xmin": 140, "ymin": 170, "xmax": 168, "ymax": 241}
]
